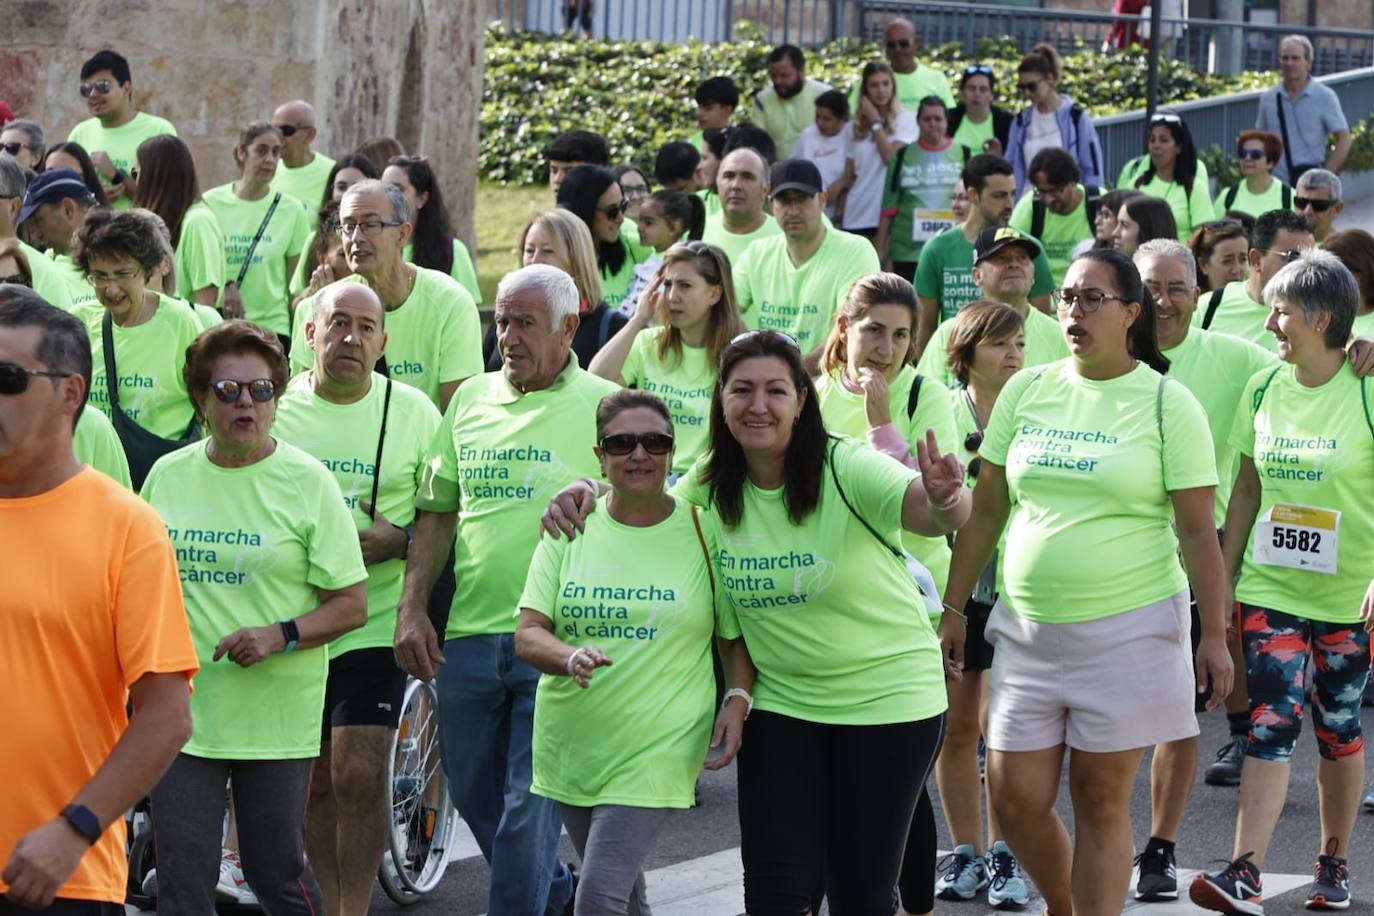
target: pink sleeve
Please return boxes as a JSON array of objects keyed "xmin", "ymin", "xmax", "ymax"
[{"xmin": 867, "ymin": 422, "xmax": 919, "ymax": 469}]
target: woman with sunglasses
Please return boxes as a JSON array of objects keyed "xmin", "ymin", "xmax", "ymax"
[
  {"xmin": 1117, "ymin": 111, "xmax": 1216, "ymax": 241},
  {"xmin": 288, "ymin": 154, "xmax": 379, "ymax": 297},
  {"xmin": 382, "ymin": 155, "xmax": 482, "ymax": 305},
  {"xmin": 947, "ymin": 65, "xmax": 1012, "ymax": 158},
  {"xmin": 135, "ymin": 134, "xmax": 226, "ymax": 313},
  {"xmin": 839, "ymin": 61, "xmax": 916, "ymax": 239},
  {"xmin": 941, "ymin": 248, "xmax": 1232, "ymax": 916},
  {"xmin": 516, "ymin": 388, "xmax": 743, "ymax": 915},
  {"xmin": 558, "ymin": 164, "xmax": 646, "ymax": 312},
  {"xmin": 1188, "ymin": 219, "xmax": 1250, "ymax": 292},
  {"xmin": 141, "ymin": 320, "xmax": 366, "ymax": 916},
  {"xmin": 1006, "ymin": 44, "xmax": 1105, "ymax": 195},
  {"xmin": 1214, "ymin": 130, "xmax": 1294, "ymax": 219}
]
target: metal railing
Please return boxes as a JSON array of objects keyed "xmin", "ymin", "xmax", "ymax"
[{"xmin": 486, "ymin": 0, "xmax": 845, "ymax": 46}]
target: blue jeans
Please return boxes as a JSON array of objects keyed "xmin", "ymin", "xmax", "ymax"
[{"xmin": 436, "ymin": 633, "xmax": 573, "ymax": 915}]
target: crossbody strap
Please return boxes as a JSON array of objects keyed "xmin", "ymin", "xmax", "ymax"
[
  {"xmin": 1156, "ymin": 374, "xmax": 1169, "ymax": 483},
  {"xmin": 689, "ymin": 503, "xmax": 715, "ymax": 596},
  {"xmin": 1273, "ymin": 93, "xmax": 1297, "ymax": 180},
  {"xmin": 235, "ymin": 192, "xmax": 282, "ymax": 287},
  {"xmin": 827, "ymin": 439, "xmax": 903, "ymax": 560},
  {"xmin": 1200, "ymin": 288, "xmax": 1226, "ymax": 330},
  {"xmin": 100, "ymin": 311, "xmax": 122, "ymax": 416},
  {"xmin": 367, "ymin": 378, "xmax": 393, "ymax": 521}
]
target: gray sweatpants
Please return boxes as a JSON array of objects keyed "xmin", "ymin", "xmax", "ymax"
[
  {"xmin": 150, "ymin": 753, "xmax": 324, "ymax": 916},
  {"xmin": 557, "ymin": 804, "xmax": 673, "ymax": 916}
]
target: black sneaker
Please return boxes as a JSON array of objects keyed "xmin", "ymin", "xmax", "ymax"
[
  {"xmin": 1135, "ymin": 843, "xmax": 1179, "ymax": 900},
  {"xmin": 1190, "ymin": 852, "xmax": 1263, "ymax": 915},
  {"xmin": 1205, "ymin": 735, "xmax": 1247, "ymax": 786},
  {"xmin": 1306, "ymin": 842, "xmax": 1350, "ymax": 910}
]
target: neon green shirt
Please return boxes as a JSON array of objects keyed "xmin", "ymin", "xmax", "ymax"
[
  {"xmin": 1117, "ymin": 156, "xmax": 1216, "ymax": 240},
  {"xmin": 270, "ymin": 152, "xmax": 336, "ymax": 227},
  {"xmin": 881, "ymin": 142, "xmax": 970, "ymax": 263},
  {"xmin": 1353, "ymin": 310, "xmax": 1374, "ymax": 340},
  {"xmin": 675, "ymin": 437, "xmax": 947, "ymax": 725},
  {"xmin": 601, "ymin": 252, "xmax": 638, "ymax": 312},
  {"xmin": 813, "ymin": 366, "xmax": 957, "ymax": 596},
  {"xmin": 67, "ymin": 112, "xmax": 178, "ymax": 209},
  {"xmin": 417, "ymin": 358, "xmax": 619, "ymax": 639},
  {"xmin": 1009, "ymin": 185, "xmax": 1096, "ymax": 285},
  {"xmin": 403, "ymin": 239, "xmax": 484, "ymax": 304},
  {"xmin": 734, "ymin": 227, "xmax": 880, "ymax": 353},
  {"xmin": 979, "ymin": 361, "xmax": 1217, "ymax": 623},
  {"xmin": 1193, "ymin": 280, "xmax": 1274, "ymax": 353},
  {"xmin": 916, "ymin": 304, "xmax": 1068, "ymax": 388},
  {"xmin": 848, "ymin": 65, "xmax": 955, "ymax": 113},
  {"xmin": 701, "ymin": 212, "xmax": 782, "ymax": 274},
  {"xmin": 141, "ymin": 440, "xmax": 367, "ymax": 758},
  {"xmin": 914, "ymin": 226, "xmax": 1055, "ymax": 322},
  {"xmin": 290, "ymin": 268, "xmax": 483, "ymax": 408},
  {"xmin": 1214, "ymin": 179, "xmax": 1294, "ymax": 219},
  {"xmin": 176, "ymin": 201, "xmax": 226, "ymax": 303},
  {"xmin": 1231, "ymin": 365, "xmax": 1374, "ymax": 623},
  {"xmin": 79, "ymin": 293, "xmax": 201, "ymax": 439},
  {"xmin": 73, "ymin": 407, "xmax": 132, "ymax": 489},
  {"xmin": 521, "ymin": 496, "xmax": 716, "ymax": 808},
  {"xmin": 48, "ymin": 252, "xmax": 99, "ymax": 311},
  {"xmin": 621, "ymin": 327, "xmax": 715, "ymax": 475},
  {"xmin": 22, "ymin": 241, "xmax": 74, "ymax": 312},
  {"xmin": 275, "ymin": 372, "xmax": 442, "ymax": 655},
  {"xmin": 699, "ymin": 188, "xmax": 722, "ymax": 219},
  {"xmin": 1163, "ymin": 328, "xmax": 1276, "ymax": 527},
  {"xmin": 749, "ymin": 77, "xmax": 833, "ymax": 159},
  {"xmin": 202, "ymin": 183, "xmax": 309, "ymax": 335},
  {"xmin": 952, "ymin": 114, "xmax": 993, "ymax": 155}
]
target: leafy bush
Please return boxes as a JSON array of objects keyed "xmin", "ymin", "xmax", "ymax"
[{"xmin": 481, "ymin": 22, "xmax": 1275, "ymax": 185}]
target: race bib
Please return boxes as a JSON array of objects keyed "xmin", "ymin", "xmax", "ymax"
[
  {"xmin": 912, "ymin": 208, "xmax": 957, "ymax": 242},
  {"xmin": 1253, "ymin": 503, "xmax": 1339, "ymax": 575}
]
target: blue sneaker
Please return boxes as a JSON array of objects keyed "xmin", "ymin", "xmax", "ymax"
[
  {"xmin": 936, "ymin": 844, "xmax": 990, "ymax": 900},
  {"xmin": 986, "ymin": 841, "xmax": 1030, "ymax": 908}
]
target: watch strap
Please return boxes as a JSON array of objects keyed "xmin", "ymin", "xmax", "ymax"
[
  {"xmin": 278, "ymin": 619, "xmax": 300, "ymax": 652},
  {"xmin": 60, "ymin": 804, "xmax": 101, "ymax": 845}
]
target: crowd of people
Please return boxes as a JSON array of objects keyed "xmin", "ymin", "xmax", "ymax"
[{"xmin": 0, "ymin": 21, "xmax": 1370, "ymax": 916}]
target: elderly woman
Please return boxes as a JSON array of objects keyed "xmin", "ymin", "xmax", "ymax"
[
  {"xmin": 1215, "ymin": 130, "xmax": 1294, "ymax": 218},
  {"xmin": 1192, "ymin": 251, "xmax": 1374, "ymax": 914},
  {"xmin": 142, "ymin": 321, "xmax": 367, "ymax": 915}
]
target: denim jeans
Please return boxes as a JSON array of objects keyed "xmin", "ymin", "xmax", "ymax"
[{"xmin": 436, "ymin": 633, "xmax": 573, "ymax": 916}]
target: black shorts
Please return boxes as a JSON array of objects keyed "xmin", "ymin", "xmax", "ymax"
[
  {"xmin": 961, "ymin": 597, "xmax": 996, "ymax": 672},
  {"xmin": 321, "ymin": 646, "xmax": 407, "ymax": 741}
]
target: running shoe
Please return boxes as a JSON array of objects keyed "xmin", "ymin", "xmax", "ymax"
[
  {"xmin": 1190, "ymin": 852, "xmax": 1264, "ymax": 915},
  {"xmin": 936, "ymin": 844, "xmax": 990, "ymax": 900},
  {"xmin": 141, "ymin": 867, "xmax": 158, "ymax": 898},
  {"xmin": 986, "ymin": 840, "xmax": 1030, "ymax": 908},
  {"xmin": 1362, "ymin": 790, "xmax": 1374, "ymax": 811},
  {"xmin": 1135, "ymin": 842, "xmax": 1179, "ymax": 900},
  {"xmin": 1305, "ymin": 842, "xmax": 1350, "ymax": 910},
  {"xmin": 1205, "ymin": 735, "xmax": 1247, "ymax": 786},
  {"xmin": 217, "ymin": 849, "xmax": 255, "ymax": 905}
]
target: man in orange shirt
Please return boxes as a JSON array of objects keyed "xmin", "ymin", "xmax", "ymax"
[{"xmin": 0, "ymin": 285, "xmax": 197, "ymax": 914}]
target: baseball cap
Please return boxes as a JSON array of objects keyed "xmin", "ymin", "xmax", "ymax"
[
  {"xmin": 973, "ymin": 224, "xmax": 1043, "ymax": 265},
  {"xmin": 769, "ymin": 158, "xmax": 823, "ymax": 198},
  {"xmin": 17, "ymin": 169, "xmax": 95, "ymax": 227}
]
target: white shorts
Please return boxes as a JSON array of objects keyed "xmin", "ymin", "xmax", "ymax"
[{"xmin": 984, "ymin": 591, "xmax": 1199, "ymax": 754}]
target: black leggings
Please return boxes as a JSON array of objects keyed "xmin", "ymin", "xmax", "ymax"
[{"xmin": 738, "ymin": 709, "xmax": 946, "ymax": 915}]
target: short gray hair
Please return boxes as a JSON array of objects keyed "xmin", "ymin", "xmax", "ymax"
[
  {"xmin": 1296, "ymin": 168, "xmax": 1342, "ymax": 201},
  {"xmin": 312, "ymin": 281, "xmax": 385, "ymax": 328},
  {"xmin": 0, "ymin": 155, "xmax": 25, "ymax": 199},
  {"xmin": 343, "ymin": 178, "xmax": 411, "ymax": 225},
  {"xmin": 1262, "ymin": 249, "xmax": 1356, "ymax": 349},
  {"xmin": 496, "ymin": 264, "xmax": 579, "ymax": 327},
  {"xmin": 2, "ymin": 120, "xmax": 45, "ymax": 156},
  {"xmin": 1280, "ymin": 35, "xmax": 1314, "ymax": 61},
  {"xmin": 1134, "ymin": 238, "xmax": 1197, "ymax": 289}
]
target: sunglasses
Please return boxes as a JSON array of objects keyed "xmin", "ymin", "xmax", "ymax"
[
  {"xmin": 273, "ymin": 124, "xmax": 301, "ymax": 137},
  {"xmin": 599, "ymin": 432, "xmax": 675, "ymax": 456},
  {"xmin": 79, "ymin": 79, "xmax": 115, "ymax": 97},
  {"xmin": 963, "ymin": 65, "xmax": 993, "ymax": 76},
  {"xmin": 0, "ymin": 142, "xmax": 23, "ymax": 157},
  {"xmin": 1017, "ymin": 81, "xmax": 1041, "ymax": 93},
  {"xmin": 730, "ymin": 329, "xmax": 801, "ymax": 350},
  {"xmin": 1201, "ymin": 218, "xmax": 1243, "ymax": 231},
  {"xmin": 0, "ymin": 362, "xmax": 72, "ymax": 395},
  {"xmin": 886, "ymin": 39, "xmax": 913, "ymax": 49},
  {"xmin": 1263, "ymin": 248, "xmax": 1305, "ymax": 263},
  {"xmin": 210, "ymin": 378, "xmax": 277, "ymax": 403},
  {"xmin": 1296, "ymin": 197, "xmax": 1336, "ymax": 213},
  {"xmin": 1238, "ymin": 149, "xmax": 1267, "ymax": 160},
  {"xmin": 1150, "ymin": 113, "xmax": 1184, "ymax": 124},
  {"xmin": 599, "ymin": 199, "xmax": 630, "ymax": 219}
]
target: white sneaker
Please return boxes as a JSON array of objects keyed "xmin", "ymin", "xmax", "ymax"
[
  {"xmin": 140, "ymin": 868, "xmax": 158, "ymax": 899},
  {"xmin": 217, "ymin": 849, "xmax": 255, "ymax": 904}
]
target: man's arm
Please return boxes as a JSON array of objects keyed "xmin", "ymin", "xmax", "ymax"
[
  {"xmin": 394, "ymin": 509, "xmax": 458, "ymax": 682},
  {"xmin": 914, "ymin": 295, "xmax": 941, "ymax": 362},
  {"xmin": 1325, "ymin": 129, "xmax": 1352, "ymax": 174}
]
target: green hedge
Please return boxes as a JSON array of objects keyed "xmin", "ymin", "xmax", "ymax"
[{"xmin": 481, "ymin": 22, "xmax": 1274, "ymax": 185}]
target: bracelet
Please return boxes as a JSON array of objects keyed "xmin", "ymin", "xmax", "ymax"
[
  {"xmin": 934, "ymin": 488, "xmax": 964, "ymax": 512},
  {"xmin": 941, "ymin": 602, "xmax": 968, "ymax": 621},
  {"xmin": 722, "ymin": 687, "xmax": 754, "ymax": 718},
  {"xmin": 565, "ymin": 646, "xmax": 588, "ymax": 675}
]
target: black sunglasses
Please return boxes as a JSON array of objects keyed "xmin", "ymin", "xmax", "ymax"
[
  {"xmin": 1238, "ymin": 149, "xmax": 1267, "ymax": 160},
  {"xmin": 79, "ymin": 79, "xmax": 114, "ymax": 98},
  {"xmin": 273, "ymin": 124, "xmax": 302, "ymax": 137},
  {"xmin": 599, "ymin": 199, "xmax": 630, "ymax": 219},
  {"xmin": 1017, "ymin": 80, "xmax": 1041, "ymax": 93},
  {"xmin": 1296, "ymin": 196, "xmax": 1336, "ymax": 213},
  {"xmin": 0, "ymin": 142, "xmax": 23, "ymax": 157},
  {"xmin": 886, "ymin": 39, "xmax": 913, "ymax": 49},
  {"xmin": 599, "ymin": 432, "xmax": 675, "ymax": 456},
  {"xmin": 963, "ymin": 65, "xmax": 993, "ymax": 76},
  {"xmin": 0, "ymin": 362, "xmax": 73, "ymax": 395},
  {"xmin": 210, "ymin": 378, "xmax": 277, "ymax": 404}
]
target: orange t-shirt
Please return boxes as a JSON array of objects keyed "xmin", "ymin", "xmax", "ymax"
[{"xmin": 0, "ymin": 467, "xmax": 197, "ymax": 903}]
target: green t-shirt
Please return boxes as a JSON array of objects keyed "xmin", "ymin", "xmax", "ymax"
[
  {"xmin": 290, "ymin": 268, "xmax": 483, "ymax": 408},
  {"xmin": 848, "ymin": 65, "xmax": 955, "ymax": 113},
  {"xmin": 1117, "ymin": 155, "xmax": 1216, "ymax": 240},
  {"xmin": 1163, "ymin": 328, "xmax": 1276, "ymax": 527},
  {"xmin": 675, "ymin": 437, "xmax": 947, "ymax": 725},
  {"xmin": 22, "ymin": 241, "xmax": 74, "ymax": 312},
  {"xmin": 699, "ymin": 188, "xmax": 722, "ymax": 219},
  {"xmin": 813, "ymin": 366, "xmax": 957, "ymax": 596},
  {"xmin": 202, "ymin": 183, "xmax": 309, "ymax": 335},
  {"xmin": 78, "ymin": 293, "xmax": 202, "ymax": 439},
  {"xmin": 48, "ymin": 252, "xmax": 99, "ymax": 311},
  {"xmin": 601, "ymin": 251, "xmax": 639, "ymax": 312},
  {"xmin": 520, "ymin": 496, "xmax": 716, "ymax": 808},
  {"xmin": 1214, "ymin": 179, "xmax": 1294, "ymax": 219},
  {"xmin": 979, "ymin": 360, "xmax": 1217, "ymax": 623},
  {"xmin": 270, "ymin": 152, "xmax": 336, "ymax": 228},
  {"xmin": 176, "ymin": 200, "xmax": 226, "ymax": 303},
  {"xmin": 881, "ymin": 142, "xmax": 970, "ymax": 263},
  {"xmin": 66, "ymin": 112, "xmax": 178, "ymax": 209},
  {"xmin": 1193, "ymin": 280, "xmax": 1274, "ymax": 353},
  {"xmin": 1352, "ymin": 310, "xmax": 1374, "ymax": 341},
  {"xmin": 1008, "ymin": 185, "xmax": 1095, "ymax": 285},
  {"xmin": 417, "ymin": 359, "xmax": 620, "ymax": 639},
  {"xmin": 403, "ymin": 239, "xmax": 484, "ymax": 305},
  {"xmin": 734, "ymin": 227, "xmax": 880, "ymax": 353},
  {"xmin": 916, "ymin": 304, "xmax": 1068, "ymax": 388},
  {"xmin": 621, "ymin": 327, "xmax": 715, "ymax": 476},
  {"xmin": 701, "ymin": 213, "xmax": 782, "ymax": 276},
  {"xmin": 73, "ymin": 407, "xmax": 132, "ymax": 489},
  {"xmin": 141, "ymin": 440, "xmax": 368, "ymax": 758},
  {"xmin": 749, "ymin": 78, "xmax": 832, "ymax": 159},
  {"xmin": 1232, "ymin": 365, "xmax": 1374, "ymax": 623},
  {"xmin": 914, "ymin": 226, "xmax": 1055, "ymax": 322},
  {"xmin": 952, "ymin": 114, "xmax": 993, "ymax": 155},
  {"xmin": 274, "ymin": 372, "xmax": 442, "ymax": 655}
]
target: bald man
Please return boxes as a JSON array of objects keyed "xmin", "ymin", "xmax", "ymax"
[
  {"xmin": 848, "ymin": 18, "xmax": 955, "ymax": 113},
  {"xmin": 270, "ymin": 100, "xmax": 336, "ymax": 225}
]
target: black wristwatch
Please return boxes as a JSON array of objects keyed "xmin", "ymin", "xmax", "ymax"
[
  {"xmin": 109, "ymin": 168, "xmax": 128, "ymax": 186},
  {"xmin": 278, "ymin": 619, "xmax": 300, "ymax": 652},
  {"xmin": 60, "ymin": 804, "xmax": 101, "ymax": 845}
]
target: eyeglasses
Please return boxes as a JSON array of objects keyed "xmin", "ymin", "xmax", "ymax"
[
  {"xmin": 963, "ymin": 65, "xmax": 993, "ymax": 76},
  {"xmin": 1144, "ymin": 280, "xmax": 1195, "ymax": 301},
  {"xmin": 273, "ymin": 124, "xmax": 302, "ymax": 137},
  {"xmin": 79, "ymin": 79, "xmax": 114, "ymax": 97},
  {"xmin": 620, "ymin": 184, "xmax": 649, "ymax": 198},
  {"xmin": 1295, "ymin": 197, "xmax": 1336, "ymax": 213},
  {"xmin": 1051, "ymin": 287, "xmax": 1130, "ymax": 313},
  {"xmin": 730, "ymin": 329, "xmax": 801, "ymax": 350},
  {"xmin": 599, "ymin": 200, "xmax": 631, "ymax": 219},
  {"xmin": 86, "ymin": 268, "xmax": 142, "ymax": 284},
  {"xmin": 0, "ymin": 362, "xmax": 72, "ymax": 395},
  {"xmin": 1263, "ymin": 248, "xmax": 1305, "ymax": 263},
  {"xmin": 1017, "ymin": 81, "xmax": 1041, "ymax": 93},
  {"xmin": 599, "ymin": 432, "xmax": 675, "ymax": 456},
  {"xmin": 210, "ymin": 378, "xmax": 277, "ymax": 403},
  {"xmin": 0, "ymin": 142, "xmax": 23, "ymax": 157},
  {"xmin": 1150, "ymin": 112, "xmax": 1183, "ymax": 125},
  {"xmin": 886, "ymin": 39, "xmax": 913, "ymax": 49},
  {"xmin": 337, "ymin": 219, "xmax": 404, "ymax": 237},
  {"xmin": 1031, "ymin": 183, "xmax": 1072, "ymax": 200},
  {"xmin": 1238, "ymin": 148, "xmax": 1267, "ymax": 160}
]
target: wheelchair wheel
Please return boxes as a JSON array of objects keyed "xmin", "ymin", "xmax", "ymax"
[
  {"xmin": 125, "ymin": 801, "xmax": 157, "ymax": 910},
  {"xmin": 378, "ymin": 677, "xmax": 458, "ymax": 903}
]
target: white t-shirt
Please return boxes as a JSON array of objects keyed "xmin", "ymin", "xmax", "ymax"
[
  {"xmin": 1022, "ymin": 109, "xmax": 1062, "ymax": 172},
  {"xmin": 844, "ymin": 110, "xmax": 918, "ymax": 231},
  {"xmin": 793, "ymin": 124, "xmax": 853, "ymax": 219}
]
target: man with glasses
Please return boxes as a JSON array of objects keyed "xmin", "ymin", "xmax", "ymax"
[
  {"xmin": 848, "ymin": 18, "xmax": 954, "ymax": 115},
  {"xmin": 0, "ymin": 156, "xmax": 73, "ymax": 312},
  {"xmin": 1010, "ymin": 147, "xmax": 1100, "ymax": 285},
  {"xmin": 1254, "ymin": 35, "xmax": 1350, "ymax": 185},
  {"xmin": 1195, "ymin": 209, "xmax": 1314, "ymax": 354},
  {"xmin": 289, "ymin": 179, "xmax": 480, "ymax": 413},
  {"xmin": 269, "ymin": 100, "xmax": 335, "ymax": 227},
  {"xmin": 748, "ymin": 45, "xmax": 832, "ymax": 160},
  {"xmin": 17, "ymin": 169, "xmax": 100, "ymax": 310},
  {"xmin": 1294, "ymin": 169, "xmax": 1344, "ymax": 245},
  {"xmin": 65, "ymin": 50, "xmax": 177, "ymax": 210},
  {"xmin": 394, "ymin": 264, "xmax": 617, "ymax": 916},
  {"xmin": 0, "ymin": 119, "xmax": 45, "ymax": 171},
  {"xmin": 701, "ymin": 147, "xmax": 781, "ymax": 271}
]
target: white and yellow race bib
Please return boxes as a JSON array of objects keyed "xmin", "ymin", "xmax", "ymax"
[
  {"xmin": 1253, "ymin": 503, "xmax": 1340, "ymax": 575},
  {"xmin": 913, "ymin": 209, "xmax": 957, "ymax": 243}
]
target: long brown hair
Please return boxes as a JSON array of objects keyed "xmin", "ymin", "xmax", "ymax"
[
  {"xmin": 819, "ymin": 273, "xmax": 917, "ymax": 376},
  {"xmin": 135, "ymin": 134, "xmax": 201, "ymax": 247},
  {"xmin": 655, "ymin": 242, "xmax": 744, "ymax": 371}
]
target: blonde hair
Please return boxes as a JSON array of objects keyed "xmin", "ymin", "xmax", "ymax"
[
  {"xmin": 819, "ymin": 273, "xmax": 917, "ymax": 375},
  {"xmin": 517, "ymin": 208, "xmax": 603, "ymax": 308}
]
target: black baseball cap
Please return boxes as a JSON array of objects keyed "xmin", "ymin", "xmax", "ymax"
[
  {"xmin": 973, "ymin": 224, "xmax": 1043, "ymax": 265},
  {"xmin": 17, "ymin": 169, "xmax": 94, "ymax": 227},
  {"xmin": 769, "ymin": 158, "xmax": 823, "ymax": 198}
]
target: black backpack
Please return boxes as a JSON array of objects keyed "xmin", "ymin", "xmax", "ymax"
[
  {"xmin": 1031, "ymin": 183, "xmax": 1102, "ymax": 241},
  {"xmin": 1220, "ymin": 183, "xmax": 1293, "ymax": 212},
  {"xmin": 1200, "ymin": 288, "xmax": 1227, "ymax": 330}
]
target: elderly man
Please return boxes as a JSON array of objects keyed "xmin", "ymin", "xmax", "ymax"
[
  {"xmin": 290, "ymin": 179, "xmax": 481, "ymax": 411},
  {"xmin": 0, "ymin": 285, "xmax": 195, "ymax": 912},
  {"xmin": 1196, "ymin": 209, "xmax": 1314, "ymax": 353},
  {"xmin": 17, "ymin": 169, "xmax": 101, "ymax": 309},
  {"xmin": 701, "ymin": 147, "xmax": 781, "ymax": 270},
  {"xmin": 848, "ymin": 18, "xmax": 954, "ymax": 113},
  {"xmin": 1294, "ymin": 169, "xmax": 1344, "ymax": 245},
  {"xmin": 1254, "ymin": 35, "xmax": 1350, "ymax": 185},
  {"xmin": 270, "ymin": 100, "xmax": 335, "ymax": 226},
  {"xmin": 0, "ymin": 119, "xmax": 45, "ymax": 171},
  {"xmin": 395, "ymin": 264, "xmax": 617, "ymax": 915},
  {"xmin": 0, "ymin": 157, "xmax": 73, "ymax": 311},
  {"xmin": 748, "ymin": 45, "xmax": 832, "ymax": 160},
  {"xmin": 276, "ymin": 283, "xmax": 441, "ymax": 916}
]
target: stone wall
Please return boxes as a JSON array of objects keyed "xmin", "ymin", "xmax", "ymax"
[{"xmin": 4, "ymin": 0, "xmax": 482, "ymax": 248}]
